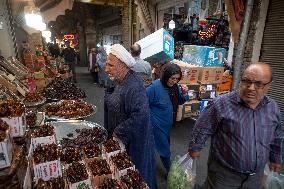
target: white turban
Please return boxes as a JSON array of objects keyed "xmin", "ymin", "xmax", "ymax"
[{"xmin": 110, "ymin": 44, "xmax": 136, "ymax": 68}]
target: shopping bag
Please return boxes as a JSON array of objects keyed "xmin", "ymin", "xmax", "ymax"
[
  {"xmin": 167, "ymin": 153, "xmax": 196, "ymax": 189},
  {"xmin": 264, "ymin": 164, "xmax": 284, "ymax": 189}
]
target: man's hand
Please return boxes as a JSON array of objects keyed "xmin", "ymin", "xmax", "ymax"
[
  {"xmin": 188, "ymin": 149, "xmax": 200, "ymax": 159},
  {"xmin": 269, "ymin": 162, "xmax": 281, "ymax": 172},
  {"xmin": 180, "ymin": 84, "xmax": 189, "ymax": 95}
]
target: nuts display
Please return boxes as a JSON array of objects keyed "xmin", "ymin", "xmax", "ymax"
[
  {"xmin": 83, "ymin": 144, "xmax": 101, "ymax": 158},
  {"xmin": 44, "ymin": 100, "xmax": 94, "ymax": 119},
  {"xmin": 44, "ymin": 77, "xmax": 86, "ymax": 100},
  {"xmin": 61, "ymin": 127, "xmax": 107, "ymax": 148},
  {"xmin": 88, "ymin": 159, "xmax": 111, "ymax": 176},
  {"xmin": 33, "ymin": 144, "xmax": 60, "ymax": 164},
  {"xmin": 60, "ymin": 147, "xmax": 82, "ymax": 164},
  {"xmin": 98, "ymin": 178, "xmax": 122, "ymax": 189},
  {"xmin": 26, "ymin": 108, "xmax": 37, "ymax": 127},
  {"xmin": 103, "ymin": 139, "xmax": 121, "ymax": 153},
  {"xmin": 120, "ymin": 169, "xmax": 148, "ymax": 189},
  {"xmin": 0, "ymin": 98, "xmax": 24, "ymax": 117},
  {"xmin": 23, "ymin": 92, "xmax": 45, "ymax": 103},
  {"xmin": 35, "ymin": 177, "xmax": 65, "ymax": 189},
  {"xmin": 31, "ymin": 123, "xmax": 54, "ymax": 138},
  {"xmin": 66, "ymin": 162, "xmax": 88, "ymax": 184},
  {"xmin": 111, "ymin": 152, "xmax": 134, "ymax": 171}
]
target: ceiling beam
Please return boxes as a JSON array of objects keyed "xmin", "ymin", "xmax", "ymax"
[{"xmin": 78, "ymin": 0, "xmax": 123, "ymax": 6}]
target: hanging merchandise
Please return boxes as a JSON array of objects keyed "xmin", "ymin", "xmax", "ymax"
[
  {"xmin": 184, "ymin": 8, "xmax": 192, "ymax": 25},
  {"xmin": 213, "ymin": 0, "xmax": 223, "ymax": 17},
  {"xmin": 198, "ymin": 9, "xmax": 208, "ymax": 28}
]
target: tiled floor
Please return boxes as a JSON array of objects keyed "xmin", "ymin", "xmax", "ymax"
[{"xmin": 75, "ymin": 67, "xmax": 209, "ymax": 189}]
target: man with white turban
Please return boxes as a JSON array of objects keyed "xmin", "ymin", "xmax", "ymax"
[{"xmin": 104, "ymin": 44, "xmax": 157, "ymax": 189}]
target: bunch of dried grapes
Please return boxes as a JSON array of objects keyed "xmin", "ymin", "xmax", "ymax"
[{"xmin": 26, "ymin": 108, "xmax": 37, "ymax": 127}]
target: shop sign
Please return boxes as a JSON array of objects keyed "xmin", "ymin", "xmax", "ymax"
[{"xmin": 63, "ymin": 34, "xmax": 74, "ymax": 40}]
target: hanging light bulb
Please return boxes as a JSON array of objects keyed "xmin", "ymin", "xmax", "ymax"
[{"xmin": 169, "ymin": 20, "xmax": 175, "ymax": 29}]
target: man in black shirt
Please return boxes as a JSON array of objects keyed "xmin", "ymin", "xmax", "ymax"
[{"xmin": 61, "ymin": 42, "xmax": 77, "ymax": 83}]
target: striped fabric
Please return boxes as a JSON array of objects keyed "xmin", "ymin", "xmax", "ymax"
[{"xmin": 189, "ymin": 90, "xmax": 283, "ymax": 173}]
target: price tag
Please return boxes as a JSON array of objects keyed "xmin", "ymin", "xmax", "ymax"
[{"xmin": 210, "ymin": 91, "xmax": 216, "ymax": 98}]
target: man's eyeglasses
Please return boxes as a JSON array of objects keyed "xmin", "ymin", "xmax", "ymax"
[{"xmin": 240, "ymin": 79, "xmax": 272, "ymax": 89}]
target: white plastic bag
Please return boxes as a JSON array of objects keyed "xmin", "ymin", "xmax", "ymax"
[
  {"xmin": 167, "ymin": 153, "xmax": 196, "ymax": 189},
  {"xmin": 264, "ymin": 164, "xmax": 284, "ymax": 189}
]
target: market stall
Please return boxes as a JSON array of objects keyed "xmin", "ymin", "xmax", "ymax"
[{"xmin": 0, "ymin": 53, "xmax": 149, "ymax": 189}]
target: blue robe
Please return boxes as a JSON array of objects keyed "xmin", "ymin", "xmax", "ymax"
[
  {"xmin": 104, "ymin": 70, "xmax": 157, "ymax": 189},
  {"xmin": 146, "ymin": 79, "xmax": 189, "ymax": 157}
]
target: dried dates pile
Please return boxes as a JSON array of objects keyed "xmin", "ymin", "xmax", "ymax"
[
  {"xmin": 33, "ymin": 144, "xmax": 60, "ymax": 164},
  {"xmin": 44, "ymin": 77, "xmax": 86, "ymax": 100},
  {"xmin": 66, "ymin": 162, "xmax": 89, "ymax": 184},
  {"xmin": 0, "ymin": 119, "xmax": 9, "ymax": 142},
  {"xmin": 0, "ymin": 98, "xmax": 24, "ymax": 117},
  {"xmin": 44, "ymin": 100, "xmax": 93, "ymax": 119},
  {"xmin": 24, "ymin": 92, "xmax": 45, "ymax": 103},
  {"xmin": 98, "ymin": 178, "xmax": 121, "ymax": 189},
  {"xmin": 120, "ymin": 169, "xmax": 148, "ymax": 189}
]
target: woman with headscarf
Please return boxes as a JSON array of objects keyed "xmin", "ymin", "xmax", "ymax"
[
  {"xmin": 104, "ymin": 44, "xmax": 157, "ymax": 189},
  {"xmin": 146, "ymin": 64, "xmax": 189, "ymax": 173},
  {"xmin": 96, "ymin": 46, "xmax": 108, "ymax": 87}
]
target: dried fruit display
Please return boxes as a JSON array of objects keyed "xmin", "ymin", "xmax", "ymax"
[
  {"xmin": 120, "ymin": 169, "xmax": 148, "ymax": 189},
  {"xmin": 34, "ymin": 177, "xmax": 65, "ymax": 189},
  {"xmin": 66, "ymin": 162, "xmax": 89, "ymax": 184},
  {"xmin": 44, "ymin": 77, "xmax": 86, "ymax": 100},
  {"xmin": 26, "ymin": 108, "xmax": 37, "ymax": 127},
  {"xmin": 88, "ymin": 159, "xmax": 111, "ymax": 176},
  {"xmin": 0, "ymin": 119, "xmax": 9, "ymax": 131},
  {"xmin": 61, "ymin": 127, "xmax": 107, "ymax": 148},
  {"xmin": 97, "ymin": 178, "xmax": 121, "ymax": 189},
  {"xmin": 111, "ymin": 152, "xmax": 134, "ymax": 171},
  {"xmin": 103, "ymin": 139, "xmax": 121, "ymax": 153},
  {"xmin": 60, "ymin": 147, "xmax": 82, "ymax": 164},
  {"xmin": 33, "ymin": 144, "xmax": 60, "ymax": 164},
  {"xmin": 23, "ymin": 92, "xmax": 45, "ymax": 106},
  {"xmin": 31, "ymin": 123, "xmax": 54, "ymax": 138},
  {"xmin": 44, "ymin": 100, "xmax": 94, "ymax": 119},
  {"xmin": 83, "ymin": 144, "xmax": 101, "ymax": 158},
  {"xmin": 0, "ymin": 98, "xmax": 24, "ymax": 117}
]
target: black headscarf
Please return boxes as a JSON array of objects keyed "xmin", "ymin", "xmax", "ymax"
[{"xmin": 160, "ymin": 64, "xmax": 182, "ymax": 125}]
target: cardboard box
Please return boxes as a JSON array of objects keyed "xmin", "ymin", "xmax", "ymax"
[
  {"xmin": 199, "ymin": 84, "xmax": 217, "ymax": 99},
  {"xmin": 217, "ymin": 75, "xmax": 233, "ymax": 93},
  {"xmin": 173, "ymin": 60, "xmax": 200, "ymax": 84},
  {"xmin": 198, "ymin": 67, "xmax": 224, "ymax": 84},
  {"xmin": 2, "ymin": 115, "xmax": 26, "ymax": 138},
  {"xmin": 183, "ymin": 100, "xmax": 200, "ymax": 118},
  {"xmin": 183, "ymin": 45, "xmax": 225, "ymax": 67},
  {"xmin": 137, "ymin": 28, "xmax": 174, "ymax": 63}
]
